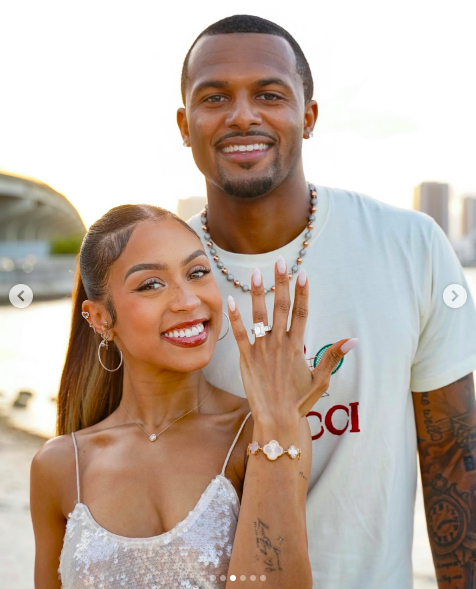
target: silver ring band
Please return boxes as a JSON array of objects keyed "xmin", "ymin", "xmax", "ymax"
[{"xmin": 251, "ymin": 322, "xmax": 272, "ymax": 337}]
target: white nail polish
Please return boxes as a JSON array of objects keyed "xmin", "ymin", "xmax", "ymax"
[
  {"xmin": 298, "ymin": 269, "xmax": 307, "ymax": 286},
  {"xmin": 277, "ymin": 255, "xmax": 286, "ymax": 274},
  {"xmin": 253, "ymin": 268, "xmax": 262, "ymax": 287},
  {"xmin": 228, "ymin": 295, "xmax": 236, "ymax": 312},
  {"xmin": 340, "ymin": 338, "xmax": 359, "ymax": 353}
]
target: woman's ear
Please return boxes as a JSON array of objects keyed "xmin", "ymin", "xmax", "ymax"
[{"xmin": 81, "ymin": 300, "xmax": 109, "ymax": 334}]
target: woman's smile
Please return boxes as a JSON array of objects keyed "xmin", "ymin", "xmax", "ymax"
[{"xmin": 161, "ymin": 319, "xmax": 210, "ymax": 348}]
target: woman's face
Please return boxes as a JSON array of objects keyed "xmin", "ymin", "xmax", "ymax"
[{"xmin": 105, "ymin": 218, "xmax": 223, "ymax": 373}]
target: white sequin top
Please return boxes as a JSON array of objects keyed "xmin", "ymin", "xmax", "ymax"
[{"xmin": 58, "ymin": 412, "xmax": 252, "ymax": 589}]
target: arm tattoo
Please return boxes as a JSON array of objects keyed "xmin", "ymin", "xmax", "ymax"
[
  {"xmin": 253, "ymin": 518, "xmax": 283, "ymax": 573},
  {"xmin": 413, "ymin": 374, "xmax": 476, "ymax": 588}
]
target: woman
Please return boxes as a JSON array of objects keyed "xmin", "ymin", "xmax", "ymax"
[{"xmin": 30, "ymin": 204, "xmax": 357, "ymax": 588}]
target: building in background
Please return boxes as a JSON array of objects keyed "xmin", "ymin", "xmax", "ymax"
[
  {"xmin": 413, "ymin": 181, "xmax": 450, "ymax": 235},
  {"xmin": 462, "ymin": 195, "xmax": 476, "ymax": 237},
  {"xmin": 0, "ymin": 171, "xmax": 86, "ymax": 300},
  {"xmin": 177, "ymin": 196, "xmax": 207, "ymax": 222}
]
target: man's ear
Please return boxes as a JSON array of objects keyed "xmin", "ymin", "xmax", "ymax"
[
  {"xmin": 303, "ymin": 100, "xmax": 318, "ymax": 139},
  {"xmin": 177, "ymin": 108, "xmax": 190, "ymax": 146}
]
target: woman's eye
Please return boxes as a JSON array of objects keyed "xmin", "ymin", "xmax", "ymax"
[
  {"xmin": 137, "ymin": 279, "xmax": 164, "ymax": 292},
  {"xmin": 205, "ymin": 95, "xmax": 227, "ymax": 103},
  {"xmin": 189, "ymin": 268, "xmax": 211, "ymax": 280}
]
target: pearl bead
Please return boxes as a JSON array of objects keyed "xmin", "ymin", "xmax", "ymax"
[
  {"xmin": 311, "ymin": 206, "xmax": 317, "ymax": 213},
  {"xmin": 305, "ymin": 231, "xmax": 312, "ymax": 239},
  {"xmin": 270, "ymin": 286, "xmax": 275, "ymax": 291},
  {"xmin": 202, "ymin": 216, "xmax": 208, "ymax": 224},
  {"xmin": 210, "ymin": 248, "xmax": 216, "ymax": 255},
  {"xmin": 297, "ymin": 258, "xmax": 303, "ymax": 264},
  {"xmin": 311, "ymin": 197, "xmax": 317, "ymax": 205},
  {"xmin": 227, "ymin": 274, "xmax": 234, "ymax": 281},
  {"xmin": 217, "ymin": 262, "xmax": 224, "ymax": 269},
  {"xmin": 241, "ymin": 285, "xmax": 250, "ymax": 292},
  {"xmin": 234, "ymin": 280, "xmax": 241, "ymax": 287},
  {"xmin": 204, "ymin": 232, "xmax": 211, "ymax": 240},
  {"xmin": 213, "ymin": 256, "xmax": 220, "ymax": 262},
  {"xmin": 303, "ymin": 241, "xmax": 309, "ymax": 247},
  {"xmin": 311, "ymin": 190, "xmax": 317, "ymax": 198},
  {"xmin": 264, "ymin": 288, "xmax": 269, "ymax": 294},
  {"xmin": 300, "ymin": 249, "xmax": 306, "ymax": 256},
  {"xmin": 206, "ymin": 241, "xmax": 213, "ymax": 247},
  {"xmin": 292, "ymin": 264, "xmax": 299, "ymax": 273},
  {"xmin": 202, "ymin": 225, "xmax": 208, "ymax": 231},
  {"xmin": 221, "ymin": 268, "xmax": 228, "ymax": 274},
  {"xmin": 309, "ymin": 214, "xmax": 316, "ymax": 222},
  {"xmin": 308, "ymin": 223, "xmax": 314, "ymax": 230}
]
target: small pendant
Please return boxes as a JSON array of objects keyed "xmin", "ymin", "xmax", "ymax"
[{"xmin": 149, "ymin": 434, "xmax": 157, "ymax": 442}]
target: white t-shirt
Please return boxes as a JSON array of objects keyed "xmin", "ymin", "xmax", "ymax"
[{"xmin": 188, "ymin": 185, "xmax": 476, "ymax": 589}]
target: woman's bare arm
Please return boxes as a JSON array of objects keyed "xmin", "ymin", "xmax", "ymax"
[
  {"xmin": 227, "ymin": 415, "xmax": 312, "ymax": 588},
  {"xmin": 30, "ymin": 437, "xmax": 69, "ymax": 588},
  {"xmin": 225, "ymin": 259, "xmax": 356, "ymax": 588}
]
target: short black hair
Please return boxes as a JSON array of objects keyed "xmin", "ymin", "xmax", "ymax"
[{"xmin": 181, "ymin": 15, "xmax": 314, "ymax": 105}]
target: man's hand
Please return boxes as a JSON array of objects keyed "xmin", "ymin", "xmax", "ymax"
[{"xmin": 413, "ymin": 373, "xmax": 476, "ymax": 588}]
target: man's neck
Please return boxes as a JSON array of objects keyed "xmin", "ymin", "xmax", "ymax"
[{"xmin": 205, "ymin": 166, "xmax": 311, "ymax": 255}]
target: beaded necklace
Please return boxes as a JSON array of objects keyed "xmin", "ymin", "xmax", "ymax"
[{"xmin": 201, "ymin": 183, "xmax": 317, "ymax": 294}]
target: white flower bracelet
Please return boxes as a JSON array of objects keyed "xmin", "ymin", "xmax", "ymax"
[{"xmin": 247, "ymin": 439, "xmax": 301, "ymax": 461}]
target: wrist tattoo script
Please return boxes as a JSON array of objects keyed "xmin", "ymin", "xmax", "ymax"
[{"xmin": 254, "ymin": 518, "xmax": 283, "ymax": 573}]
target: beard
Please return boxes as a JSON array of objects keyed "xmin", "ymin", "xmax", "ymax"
[{"xmin": 215, "ymin": 154, "xmax": 283, "ymax": 199}]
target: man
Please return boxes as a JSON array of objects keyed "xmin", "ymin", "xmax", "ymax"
[{"xmin": 177, "ymin": 14, "xmax": 476, "ymax": 589}]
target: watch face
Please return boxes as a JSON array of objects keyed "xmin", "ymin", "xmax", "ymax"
[{"xmin": 427, "ymin": 495, "xmax": 467, "ymax": 555}]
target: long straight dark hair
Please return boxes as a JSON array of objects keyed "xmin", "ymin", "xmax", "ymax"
[{"xmin": 56, "ymin": 204, "xmax": 198, "ymax": 436}]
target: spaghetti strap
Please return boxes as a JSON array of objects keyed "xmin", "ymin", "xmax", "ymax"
[
  {"xmin": 221, "ymin": 411, "xmax": 252, "ymax": 476},
  {"xmin": 71, "ymin": 432, "xmax": 81, "ymax": 504}
]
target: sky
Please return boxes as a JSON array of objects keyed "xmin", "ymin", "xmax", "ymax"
[{"xmin": 1, "ymin": 0, "xmax": 475, "ymax": 233}]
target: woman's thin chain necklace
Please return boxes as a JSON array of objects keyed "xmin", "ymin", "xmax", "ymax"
[
  {"xmin": 201, "ymin": 182, "xmax": 317, "ymax": 295},
  {"xmin": 120, "ymin": 384, "xmax": 213, "ymax": 442}
]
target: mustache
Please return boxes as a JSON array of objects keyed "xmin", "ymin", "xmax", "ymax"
[{"xmin": 214, "ymin": 130, "xmax": 276, "ymax": 148}]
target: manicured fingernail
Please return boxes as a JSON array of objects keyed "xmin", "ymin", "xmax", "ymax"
[
  {"xmin": 276, "ymin": 255, "xmax": 286, "ymax": 274},
  {"xmin": 298, "ymin": 269, "xmax": 307, "ymax": 286},
  {"xmin": 340, "ymin": 338, "xmax": 359, "ymax": 353},
  {"xmin": 227, "ymin": 295, "xmax": 236, "ymax": 312},
  {"xmin": 253, "ymin": 268, "xmax": 262, "ymax": 287}
]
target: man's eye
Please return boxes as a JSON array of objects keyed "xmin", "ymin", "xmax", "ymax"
[
  {"xmin": 258, "ymin": 93, "xmax": 281, "ymax": 101},
  {"xmin": 205, "ymin": 95, "xmax": 227, "ymax": 103},
  {"xmin": 137, "ymin": 279, "xmax": 163, "ymax": 291}
]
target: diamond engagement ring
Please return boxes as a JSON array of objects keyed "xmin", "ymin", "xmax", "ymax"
[{"xmin": 251, "ymin": 322, "xmax": 272, "ymax": 338}]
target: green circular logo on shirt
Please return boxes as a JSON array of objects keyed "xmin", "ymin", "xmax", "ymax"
[{"xmin": 313, "ymin": 344, "xmax": 344, "ymax": 374}]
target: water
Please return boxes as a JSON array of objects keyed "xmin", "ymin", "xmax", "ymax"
[
  {"xmin": 1, "ymin": 270, "xmax": 475, "ymax": 588},
  {"xmin": 1, "ymin": 269, "xmax": 476, "ymax": 438}
]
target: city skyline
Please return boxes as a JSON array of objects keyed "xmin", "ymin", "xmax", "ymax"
[{"xmin": 0, "ymin": 1, "xmax": 475, "ymax": 229}]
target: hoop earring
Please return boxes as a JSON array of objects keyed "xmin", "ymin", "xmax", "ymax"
[
  {"xmin": 98, "ymin": 323, "xmax": 123, "ymax": 371},
  {"xmin": 97, "ymin": 339, "xmax": 123, "ymax": 372},
  {"xmin": 218, "ymin": 311, "xmax": 230, "ymax": 341}
]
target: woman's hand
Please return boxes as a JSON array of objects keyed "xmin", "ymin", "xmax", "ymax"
[{"xmin": 227, "ymin": 256, "xmax": 358, "ymax": 425}]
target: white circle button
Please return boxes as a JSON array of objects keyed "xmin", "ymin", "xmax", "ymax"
[
  {"xmin": 443, "ymin": 284, "xmax": 467, "ymax": 309},
  {"xmin": 9, "ymin": 284, "xmax": 34, "ymax": 308}
]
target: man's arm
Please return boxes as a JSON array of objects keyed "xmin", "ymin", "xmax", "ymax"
[{"xmin": 413, "ymin": 373, "xmax": 476, "ymax": 589}]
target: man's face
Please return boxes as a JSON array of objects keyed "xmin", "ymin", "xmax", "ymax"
[{"xmin": 178, "ymin": 33, "xmax": 311, "ymax": 199}]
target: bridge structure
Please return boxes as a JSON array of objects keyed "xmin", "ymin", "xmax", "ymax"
[
  {"xmin": 0, "ymin": 171, "xmax": 85, "ymax": 258},
  {"xmin": 0, "ymin": 172, "xmax": 86, "ymax": 300}
]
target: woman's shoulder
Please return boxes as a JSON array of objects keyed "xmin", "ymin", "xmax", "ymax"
[
  {"xmin": 30, "ymin": 434, "xmax": 75, "ymax": 503},
  {"xmin": 212, "ymin": 386, "xmax": 250, "ymax": 417}
]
